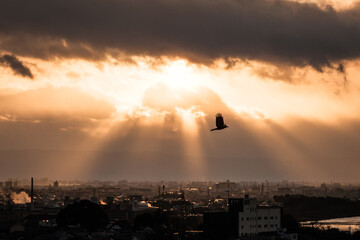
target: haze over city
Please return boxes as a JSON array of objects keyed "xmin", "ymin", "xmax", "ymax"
[{"xmin": 1, "ymin": 0, "xmax": 360, "ymax": 182}]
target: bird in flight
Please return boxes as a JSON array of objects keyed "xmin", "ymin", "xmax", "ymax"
[{"xmin": 210, "ymin": 113, "xmax": 228, "ymax": 131}]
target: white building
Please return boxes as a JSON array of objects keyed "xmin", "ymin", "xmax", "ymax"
[{"xmin": 229, "ymin": 196, "xmax": 281, "ymax": 237}]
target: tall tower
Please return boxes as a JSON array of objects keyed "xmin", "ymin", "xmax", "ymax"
[
  {"xmin": 31, "ymin": 177, "xmax": 33, "ymax": 204},
  {"xmin": 162, "ymin": 185, "xmax": 165, "ymax": 212},
  {"xmin": 30, "ymin": 177, "xmax": 34, "ymax": 210}
]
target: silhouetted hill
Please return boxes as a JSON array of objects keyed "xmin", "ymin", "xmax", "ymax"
[{"xmin": 274, "ymin": 195, "xmax": 360, "ymax": 221}]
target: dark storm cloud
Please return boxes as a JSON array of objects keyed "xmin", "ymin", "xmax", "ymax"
[
  {"xmin": 0, "ymin": 54, "xmax": 33, "ymax": 78},
  {"xmin": 1, "ymin": 0, "xmax": 360, "ymax": 70}
]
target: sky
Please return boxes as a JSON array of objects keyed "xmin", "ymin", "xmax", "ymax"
[{"xmin": 1, "ymin": 0, "xmax": 360, "ymax": 182}]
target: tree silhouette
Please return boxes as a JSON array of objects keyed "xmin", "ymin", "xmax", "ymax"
[{"xmin": 56, "ymin": 199, "xmax": 108, "ymax": 232}]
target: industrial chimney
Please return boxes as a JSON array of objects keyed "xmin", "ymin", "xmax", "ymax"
[{"xmin": 30, "ymin": 177, "xmax": 34, "ymax": 210}]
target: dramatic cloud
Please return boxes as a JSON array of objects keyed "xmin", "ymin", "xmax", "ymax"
[
  {"xmin": 0, "ymin": 54, "xmax": 33, "ymax": 78},
  {"xmin": 0, "ymin": 0, "xmax": 360, "ymax": 70},
  {"xmin": 1, "ymin": 113, "xmax": 360, "ymax": 181},
  {"xmin": 0, "ymin": 84, "xmax": 358, "ymax": 181},
  {"xmin": 0, "ymin": 87, "xmax": 116, "ymax": 120},
  {"xmin": 142, "ymin": 84, "xmax": 231, "ymax": 113}
]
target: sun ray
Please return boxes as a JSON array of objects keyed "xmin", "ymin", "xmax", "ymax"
[{"xmin": 176, "ymin": 108, "xmax": 207, "ymax": 179}]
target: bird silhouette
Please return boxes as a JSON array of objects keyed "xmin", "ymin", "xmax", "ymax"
[{"xmin": 210, "ymin": 113, "xmax": 228, "ymax": 131}]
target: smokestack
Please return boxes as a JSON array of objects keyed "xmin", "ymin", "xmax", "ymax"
[
  {"xmin": 162, "ymin": 185, "xmax": 165, "ymax": 202},
  {"xmin": 30, "ymin": 177, "xmax": 34, "ymax": 206}
]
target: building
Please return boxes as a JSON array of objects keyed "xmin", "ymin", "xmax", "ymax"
[
  {"xmin": 215, "ymin": 180, "xmax": 237, "ymax": 190},
  {"xmin": 236, "ymin": 196, "xmax": 281, "ymax": 237},
  {"xmin": 64, "ymin": 196, "xmax": 71, "ymax": 207},
  {"xmin": 53, "ymin": 181, "xmax": 59, "ymax": 188},
  {"xmin": 204, "ymin": 212, "xmax": 233, "ymax": 239},
  {"xmin": 4, "ymin": 181, "xmax": 12, "ymax": 189},
  {"xmin": 204, "ymin": 195, "xmax": 281, "ymax": 239}
]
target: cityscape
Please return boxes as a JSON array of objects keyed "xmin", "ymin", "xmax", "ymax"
[
  {"xmin": 2, "ymin": 0, "xmax": 360, "ymax": 239},
  {"xmin": 2, "ymin": 178, "xmax": 360, "ymax": 239}
]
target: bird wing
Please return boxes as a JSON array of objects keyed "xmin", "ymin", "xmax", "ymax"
[{"xmin": 216, "ymin": 114, "xmax": 224, "ymax": 128}]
